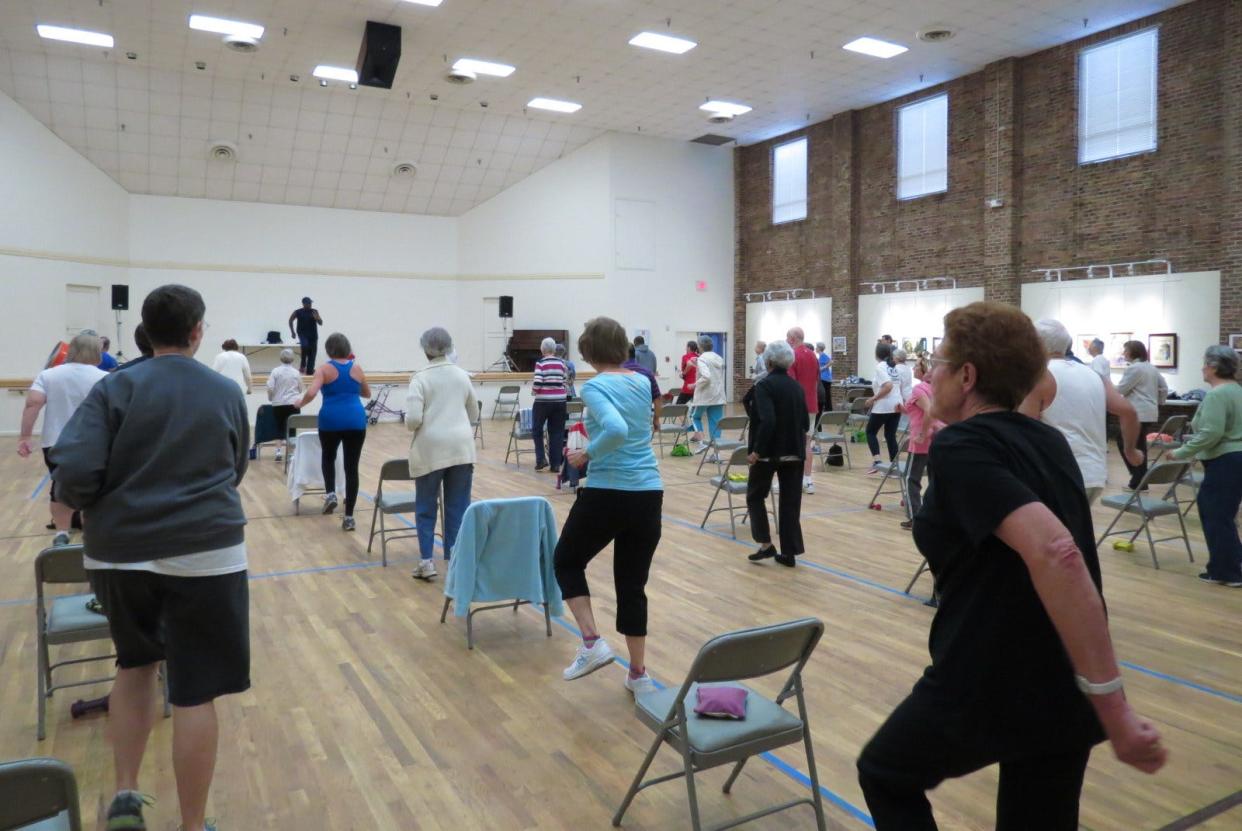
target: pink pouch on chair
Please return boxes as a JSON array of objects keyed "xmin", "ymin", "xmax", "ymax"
[{"xmin": 694, "ymin": 685, "xmax": 748, "ymax": 719}]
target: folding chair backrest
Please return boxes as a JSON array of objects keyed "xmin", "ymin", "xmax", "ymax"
[
  {"xmin": 717, "ymin": 415, "xmax": 748, "ymax": 434},
  {"xmin": 1155, "ymin": 415, "xmax": 1187, "ymax": 439},
  {"xmin": 379, "ymin": 458, "xmax": 413, "ymax": 483},
  {"xmin": 850, "ymin": 398, "xmax": 869, "ymax": 415},
  {"xmin": 1138, "ymin": 460, "xmax": 1191, "ymax": 488},
  {"xmin": 0, "ymin": 756, "xmax": 81, "ymax": 830},
  {"xmin": 567, "ymin": 400, "xmax": 585, "ymax": 415},
  {"xmin": 661, "ymin": 404, "xmax": 688, "ymax": 421},
  {"xmin": 35, "ymin": 545, "xmax": 88, "ymax": 586},
  {"xmin": 687, "ymin": 618, "xmax": 824, "ymax": 685},
  {"xmin": 722, "ymin": 445, "xmax": 750, "ymax": 473},
  {"xmin": 286, "ymin": 414, "xmax": 318, "ymax": 436},
  {"xmin": 475, "ymin": 400, "xmax": 483, "ymax": 421},
  {"xmin": 845, "ymin": 387, "xmax": 868, "ymax": 402},
  {"xmin": 499, "ymin": 385, "xmax": 520, "ymax": 396},
  {"xmin": 819, "ymin": 411, "xmax": 848, "ymax": 430}
]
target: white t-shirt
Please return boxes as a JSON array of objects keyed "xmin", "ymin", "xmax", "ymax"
[
  {"xmin": 1089, "ymin": 354, "xmax": 1110, "ymax": 380},
  {"xmin": 267, "ymin": 364, "xmax": 303, "ymax": 406},
  {"xmin": 212, "ymin": 350, "xmax": 252, "ymax": 394},
  {"xmin": 871, "ymin": 362, "xmax": 904, "ymax": 414},
  {"xmin": 894, "ymin": 362, "xmax": 914, "ymax": 402},
  {"xmin": 31, "ymin": 362, "xmax": 109, "ymax": 447},
  {"xmin": 84, "ymin": 541, "xmax": 248, "ymax": 576},
  {"xmin": 1043, "ymin": 359, "xmax": 1107, "ymax": 488}
]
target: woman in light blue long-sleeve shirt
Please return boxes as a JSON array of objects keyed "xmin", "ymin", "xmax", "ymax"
[{"xmin": 555, "ymin": 316, "xmax": 663, "ymax": 696}]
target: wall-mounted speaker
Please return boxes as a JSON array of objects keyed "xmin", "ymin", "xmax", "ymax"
[
  {"xmin": 498, "ymin": 296, "xmax": 514, "ymax": 318},
  {"xmin": 356, "ymin": 21, "xmax": 401, "ymax": 90},
  {"xmin": 111, "ymin": 284, "xmax": 129, "ymax": 310}
]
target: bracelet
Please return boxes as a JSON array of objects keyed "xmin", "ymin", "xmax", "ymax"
[{"xmin": 1075, "ymin": 674, "xmax": 1124, "ymax": 696}]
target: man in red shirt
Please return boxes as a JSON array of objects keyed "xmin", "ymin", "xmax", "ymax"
[{"xmin": 786, "ymin": 327, "xmax": 822, "ymax": 494}]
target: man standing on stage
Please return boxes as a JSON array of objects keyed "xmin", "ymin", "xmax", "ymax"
[{"xmin": 289, "ymin": 297, "xmax": 323, "ymax": 375}]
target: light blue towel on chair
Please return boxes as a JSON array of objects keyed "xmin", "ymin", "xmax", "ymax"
[{"xmin": 444, "ymin": 497, "xmax": 564, "ymax": 618}]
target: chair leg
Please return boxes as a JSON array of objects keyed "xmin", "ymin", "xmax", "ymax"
[
  {"xmin": 1143, "ymin": 519, "xmax": 1160, "ymax": 570},
  {"xmin": 440, "ymin": 596, "xmax": 451, "ymax": 624},
  {"xmin": 727, "ymin": 489, "xmax": 737, "ymax": 539},
  {"xmin": 1175, "ymin": 510, "xmax": 1195, "ymax": 563},
  {"xmin": 367, "ymin": 502, "xmax": 378, "ymax": 553},
  {"xmin": 722, "ymin": 758, "xmax": 747, "ymax": 794},
  {"xmin": 696, "ymin": 443, "xmax": 709, "ymax": 476},
  {"xmin": 380, "ymin": 511, "xmax": 389, "ymax": 567},
  {"xmin": 162, "ymin": 662, "xmax": 172, "ymax": 718},
  {"xmin": 701, "ymin": 486, "xmax": 722, "ymax": 529},
  {"xmin": 612, "ymin": 732, "xmax": 666, "ymax": 827},
  {"xmin": 466, "ymin": 608, "xmax": 474, "ymax": 650},
  {"xmin": 800, "ymin": 715, "xmax": 829, "ymax": 831},
  {"xmin": 543, "ymin": 602, "xmax": 552, "ymax": 638},
  {"xmin": 681, "ymin": 738, "xmax": 703, "ymax": 831},
  {"xmin": 36, "ymin": 632, "xmax": 48, "ymax": 741},
  {"xmin": 905, "ymin": 559, "xmax": 929, "ymax": 594}
]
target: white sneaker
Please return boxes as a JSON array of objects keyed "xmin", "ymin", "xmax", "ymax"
[
  {"xmin": 274, "ymin": 448, "xmax": 284, "ymax": 462},
  {"xmin": 412, "ymin": 559, "xmax": 437, "ymax": 580},
  {"xmin": 694, "ymin": 442, "xmax": 711, "ymax": 455},
  {"xmin": 803, "ymin": 481, "xmax": 815, "ymax": 494},
  {"xmin": 52, "ymin": 531, "xmax": 71, "ymax": 547},
  {"xmin": 322, "ymin": 493, "xmax": 338, "ymax": 514},
  {"xmin": 563, "ymin": 638, "xmax": 615, "ymax": 680},
  {"xmin": 624, "ymin": 672, "xmax": 657, "ymax": 696}
]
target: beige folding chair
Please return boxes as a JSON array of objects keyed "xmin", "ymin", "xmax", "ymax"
[
  {"xmin": 812, "ymin": 411, "xmax": 852, "ymax": 470},
  {"xmin": 367, "ymin": 459, "xmax": 442, "ymax": 567},
  {"xmin": 472, "ymin": 400, "xmax": 485, "ymax": 448},
  {"xmin": 696, "ymin": 415, "xmax": 749, "ymax": 476},
  {"xmin": 612, "ymin": 618, "xmax": 828, "ymax": 831},
  {"xmin": 35, "ymin": 545, "xmax": 169, "ymax": 741},
  {"xmin": 1096, "ymin": 461, "xmax": 1195, "ymax": 569},
  {"xmin": 504, "ymin": 410, "xmax": 541, "ymax": 466},
  {"xmin": 654, "ymin": 404, "xmax": 691, "ymax": 457},
  {"xmin": 283, "ymin": 413, "xmax": 318, "ymax": 475},
  {"xmin": 491, "ymin": 384, "xmax": 521, "ymax": 420},
  {"xmin": 1146, "ymin": 414, "xmax": 1189, "ymax": 460},
  {"xmin": 0, "ymin": 757, "xmax": 81, "ymax": 831},
  {"xmin": 701, "ymin": 446, "xmax": 777, "ymax": 540}
]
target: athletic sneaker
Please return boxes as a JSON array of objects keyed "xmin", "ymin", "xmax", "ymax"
[
  {"xmin": 52, "ymin": 531, "xmax": 71, "ymax": 547},
  {"xmin": 322, "ymin": 493, "xmax": 338, "ymax": 515},
  {"xmin": 624, "ymin": 672, "xmax": 657, "ymax": 697},
  {"xmin": 105, "ymin": 790, "xmax": 153, "ymax": 830},
  {"xmin": 563, "ymin": 638, "xmax": 615, "ymax": 680},
  {"xmin": 178, "ymin": 822, "xmax": 217, "ymax": 831},
  {"xmin": 694, "ymin": 442, "xmax": 711, "ymax": 455},
  {"xmin": 900, "ymin": 520, "xmax": 913, "ymax": 531},
  {"xmin": 748, "ymin": 546, "xmax": 777, "ymax": 562},
  {"xmin": 341, "ymin": 516, "xmax": 356, "ymax": 532},
  {"xmin": 1198, "ymin": 572, "xmax": 1242, "ymax": 588},
  {"xmin": 774, "ymin": 552, "xmax": 797, "ymax": 568},
  {"xmin": 274, "ymin": 448, "xmax": 284, "ymax": 462},
  {"xmin": 412, "ymin": 559, "xmax": 437, "ymax": 581},
  {"xmin": 867, "ymin": 463, "xmax": 884, "ymax": 475},
  {"xmin": 803, "ymin": 481, "xmax": 815, "ymax": 494}
]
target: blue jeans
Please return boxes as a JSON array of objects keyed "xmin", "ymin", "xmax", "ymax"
[
  {"xmin": 1198, "ymin": 452, "xmax": 1242, "ymax": 582},
  {"xmin": 693, "ymin": 404, "xmax": 724, "ymax": 441},
  {"xmin": 414, "ymin": 464, "xmax": 473, "ymax": 561}
]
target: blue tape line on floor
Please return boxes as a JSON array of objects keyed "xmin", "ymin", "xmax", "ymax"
[{"xmin": 29, "ymin": 473, "xmax": 49, "ymax": 500}]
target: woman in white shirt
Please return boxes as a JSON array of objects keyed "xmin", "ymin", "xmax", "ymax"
[
  {"xmin": 690, "ymin": 335, "xmax": 727, "ymax": 452},
  {"xmin": 893, "ymin": 348, "xmax": 915, "ymax": 404},
  {"xmin": 212, "ymin": 339, "xmax": 252, "ymax": 395},
  {"xmin": 1116, "ymin": 340, "xmax": 1169, "ymax": 490},
  {"xmin": 864, "ymin": 343, "xmax": 904, "ymax": 472},
  {"xmin": 266, "ymin": 348, "xmax": 302, "ymax": 461}
]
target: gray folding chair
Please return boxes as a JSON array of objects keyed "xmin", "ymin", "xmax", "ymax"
[
  {"xmin": 472, "ymin": 400, "xmax": 484, "ymax": 448},
  {"xmin": 1170, "ymin": 463, "xmax": 1203, "ymax": 518},
  {"xmin": 654, "ymin": 404, "xmax": 690, "ymax": 457},
  {"xmin": 567, "ymin": 399, "xmax": 586, "ymax": 425},
  {"xmin": 696, "ymin": 416, "xmax": 749, "ymax": 476},
  {"xmin": 612, "ymin": 618, "xmax": 828, "ymax": 831},
  {"xmin": 367, "ymin": 459, "xmax": 442, "ymax": 567},
  {"xmin": 701, "ymin": 447, "xmax": 777, "ymax": 540},
  {"xmin": 866, "ymin": 437, "xmax": 910, "ymax": 513},
  {"xmin": 845, "ymin": 397, "xmax": 869, "ymax": 432},
  {"xmin": 491, "ymin": 384, "xmax": 521, "ymax": 420},
  {"xmin": 812, "ymin": 411, "xmax": 852, "ymax": 470},
  {"xmin": 504, "ymin": 410, "xmax": 542, "ymax": 466},
  {"xmin": 283, "ymin": 413, "xmax": 318, "ymax": 475},
  {"xmin": 1146, "ymin": 414, "xmax": 1188, "ymax": 460},
  {"xmin": 1096, "ymin": 461, "xmax": 1195, "ymax": 569},
  {"xmin": 0, "ymin": 757, "xmax": 81, "ymax": 831},
  {"xmin": 35, "ymin": 545, "xmax": 169, "ymax": 741}
]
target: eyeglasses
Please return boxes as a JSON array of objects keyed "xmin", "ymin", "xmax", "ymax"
[{"xmin": 928, "ymin": 357, "xmax": 955, "ymax": 369}]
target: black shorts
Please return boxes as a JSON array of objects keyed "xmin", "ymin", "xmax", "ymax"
[
  {"xmin": 41, "ymin": 447, "xmax": 57, "ymax": 502},
  {"xmin": 88, "ymin": 569, "xmax": 251, "ymax": 707}
]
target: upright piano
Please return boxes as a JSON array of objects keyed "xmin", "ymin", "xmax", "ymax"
[{"xmin": 507, "ymin": 329, "xmax": 569, "ymax": 372}]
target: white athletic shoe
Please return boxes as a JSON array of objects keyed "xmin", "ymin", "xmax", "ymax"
[
  {"xmin": 274, "ymin": 448, "xmax": 284, "ymax": 462},
  {"xmin": 412, "ymin": 559, "xmax": 437, "ymax": 581},
  {"xmin": 563, "ymin": 638, "xmax": 615, "ymax": 680},
  {"xmin": 803, "ymin": 481, "xmax": 815, "ymax": 494},
  {"xmin": 624, "ymin": 671, "xmax": 657, "ymax": 697},
  {"xmin": 52, "ymin": 531, "xmax": 71, "ymax": 548}
]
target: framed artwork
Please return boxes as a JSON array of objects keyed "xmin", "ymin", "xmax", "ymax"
[
  {"xmin": 915, "ymin": 336, "xmax": 929, "ymax": 355},
  {"xmin": 900, "ymin": 336, "xmax": 915, "ymax": 354},
  {"xmin": 1229, "ymin": 334, "xmax": 1242, "ymax": 350},
  {"xmin": 1107, "ymin": 332, "xmax": 1133, "ymax": 368},
  {"xmin": 832, "ymin": 336, "xmax": 847, "ymax": 354},
  {"xmin": 1148, "ymin": 333, "xmax": 1177, "ymax": 369}
]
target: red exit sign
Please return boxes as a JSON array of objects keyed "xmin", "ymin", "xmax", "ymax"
[{"xmin": 695, "ymin": 280, "xmax": 708, "ymax": 291}]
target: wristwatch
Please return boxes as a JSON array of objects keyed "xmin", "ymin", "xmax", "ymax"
[{"xmin": 1075, "ymin": 674, "xmax": 1124, "ymax": 696}]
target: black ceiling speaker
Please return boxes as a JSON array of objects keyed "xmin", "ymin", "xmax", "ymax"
[{"xmin": 356, "ymin": 21, "xmax": 401, "ymax": 90}]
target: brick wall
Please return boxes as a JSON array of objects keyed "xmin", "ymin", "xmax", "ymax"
[{"xmin": 734, "ymin": 0, "xmax": 1241, "ymax": 395}]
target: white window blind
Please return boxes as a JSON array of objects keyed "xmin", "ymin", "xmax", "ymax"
[
  {"xmin": 897, "ymin": 94, "xmax": 948, "ymax": 200},
  {"xmin": 772, "ymin": 138, "xmax": 807, "ymax": 223},
  {"xmin": 1079, "ymin": 28, "xmax": 1158, "ymax": 164}
]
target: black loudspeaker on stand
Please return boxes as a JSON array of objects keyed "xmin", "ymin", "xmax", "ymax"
[
  {"xmin": 111, "ymin": 284, "xmax": 129, "ymax": 359},
  {"xmin": 489, "ymin": 296, "xmax": 517, "ymax": 371},
  {"xmin": 498, "ymin": 295, "xmax": 514, "ymax": 318}
]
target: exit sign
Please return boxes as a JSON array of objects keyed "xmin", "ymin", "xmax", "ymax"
[{"xmin": 695, "ymin": 280, "xmax": 707, "ymax": 291}]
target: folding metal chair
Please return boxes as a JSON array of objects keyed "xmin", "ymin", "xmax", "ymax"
[
  {"xmin": 367, "ymin": 459, "xmax": 439, "ymax": 566},
  {"xmin": 865, "ymin": 437, "xmax": 910, "ymax": 513},
  {"xmin": 696, "ymin": 416, "xmax": 749, "ymax": 476},
  {"xmin": 845, "ymin": 397, "xmax": 870, "ymax": 433},
  {"xmin": 491, "ymin": 384, "xmax": 521, "ymax": 420},
  {"xmin": 567, "ymin": 399, "xmax": 586, "ymax": 425},
  {"xmin": 812, "ymin": 411, "xmax": 852, "ymax": 470},
  {"xmin": 654, "ymin": 404, "xmax": 691, "ymax": 457},
  {"xmin": 504, "ymin": 409, "xmax": 545, "ymax": 466},
  {"xmin": 472, "ymin": 400, "xmax": 484, "ymax": 448},
  {"xmin": 0, "ymin": 757, "xmax": 81, "ymax": 831},
  {"xmin": 612, "ymin": 618, "xmax": 828, "ymax": 831},
  {"xmin": 1170, "ymin": 463, "xmax": 1203, "ymax": 518},
  {"xmin": 1096, "ymin": 461, "xmax": 1195, "ymax": 569},
  {"xmin": 1146, "ymin": 414, "xmax": 1189, "ymax": 460},
  {"xmin": 283, "ymin": 413, "xmax": 318, "ymax": 476},
  {"xmin": 701, "ymin": 447, "xmax": 777, "ymax": 540}
]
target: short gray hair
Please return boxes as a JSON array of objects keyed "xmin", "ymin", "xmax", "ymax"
[
  {"xmin": 1204, "ymin": 344, "xmax": 1239, "ymax": 379},
  {"xmin": 815, "ymin": 341, "xmax": 826, "ymax": 351},
  {"xmin": 893, "ymin": 348, "xmax": 908, "ymax": 361},
  {"xmin": 280, "ymin": 348, "xmax": 295, "ymax": 364},
  {"xmin": 420, "ymin": 326, "xmax": 454, "ymax": 359},
  {"xmin": 540, "ymin": 337, "xmax": 557, "ymax": 355},
  {"xmin": 67, "ymin": 333, "xmax": 102, "ymax": 365},
  {"xmin": 1090, "ymin": 338, "xmax": 1105, "ymax": 352},
  {"xmin": 763, "ymin": 339, "xmax": 795, "ymax": 370},
  {"xmin": 1034, "ymin": 319, "xmax": 1072, "ymax": 357},
  {"xmin": 554, "ymin": 343, "xmax": 567, "ymax": 358},
  {"xmin": 697, "ymin": 335, "xmax": 714, "ymax": 353}
]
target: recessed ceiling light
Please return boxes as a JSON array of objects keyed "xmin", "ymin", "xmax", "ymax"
[
  {"xmin": 528, "ymin": 97, "xmax": 581, "ymax": 114},
  {"xmin": 188, "ymin": 14, "xmax": 264, "ymax": 40},
  {"xmin": 700, "ymin": 100, "xmax": 752, "ymax": 117},
  {"xmin": 628, "ymin": 32, "xmax": 697, "ymax": 54},
  {"xmin": 36, "ymin": 25, "xmax": 114, "ymax": 48},
  {"xmin": 313, "ymin": 65, "xmax": 359, "ymax": 83},
  {"xmin": 451, "ymin": 58, "xmax": 515, "ymax": 78},
  {"xmin": 842, "ymin": 36, "xmax": 908, "ymax": 59},
  {"xmin": 400, "ymin": 0, "xmax": 444, "ymax": 5}
]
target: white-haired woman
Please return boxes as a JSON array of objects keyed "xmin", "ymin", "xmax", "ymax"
[
  {"xmin": 741, "ymin": 340, "xmax": 807, "ymax": 567},
  {"xmin": 266, "ymin": 348, "xmax": 302, "ymax": 462},
  {"xmin": 532, "ymin": 336, "xmax": 569, "ymax": 472},
  {"xmin": 406, "ymin": 327, "xmax": 479, "ymax": 581},
  {"xmin": 690, "ymin": 334, "xmax": 726, "ymax": 452},
  {"xmin": 893, "ymin": 348, "xmax": 914, "ymax": 405}
]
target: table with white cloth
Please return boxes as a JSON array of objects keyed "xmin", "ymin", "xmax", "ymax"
[{"xmin": 287, "ymin": 430, "xmax": 345, "ymax": 514}]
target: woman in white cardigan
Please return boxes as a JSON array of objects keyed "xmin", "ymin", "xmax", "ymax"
[
  {"xmin": 406, "ymin": 327, "xmax": 479, "ymax": 581},
  {"xmin": 690, "ymin": 334, "xmax": 727, "ymax": 452}
]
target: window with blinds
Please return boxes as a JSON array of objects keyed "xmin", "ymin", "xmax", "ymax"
[
  {"xmin": 897, "ymin": 93, "xmax": 948, "ymax": 200},
  {"xmin": 1079, "ymin": 28, "xmax": 1158, "ymax": 164},
  {"xmin": 771, "ymin": 137, "xmax": 807, "ymax": 223}
]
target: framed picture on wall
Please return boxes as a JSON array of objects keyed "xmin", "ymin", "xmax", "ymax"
[
  {"xmin": 1229, "ymin": 334, "xmax": 1242, "ymax": 351},
  {"xmin": 901, "ymin": 336, "xmax": 915, "ymax": 354},
  {"xmin": 832, "ymin": 336, "xmax": 847, "ymax": 354},
  {"xmin": 1107, "ymin": 332, "xmax": 1133, "ymax": 368},
  {"xmin": 1148, "ymin": 333, "xmax": 1178, "ymax": 369}
]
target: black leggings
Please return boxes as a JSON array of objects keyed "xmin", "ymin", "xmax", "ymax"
[
  {"xmin": 319, "ymin": 429, "xmax": 366, "ymax": 515},
  {"xmin": 866, "ymin": 412, "xmax": 901, "ymax": 460},
  {"xmin": 1118, "ymin": 421, "xmax": 1153, "ymax": 490},
  {"xmin": 554, "ymin": 488, "xmax": 663, "ymax": 637}
]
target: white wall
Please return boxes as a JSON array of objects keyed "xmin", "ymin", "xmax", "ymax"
[
  {"xmin": 1021, "ymin": 271, "xmax": 1220, "ymax": 393},
  {"xmin": 856, "ymin": 287, "xmax": 986, "ymax": 377}
]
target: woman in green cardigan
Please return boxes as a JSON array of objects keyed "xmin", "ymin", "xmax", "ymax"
[{"xmin": 1169, "ymin": 345, "xmax": 1242, "ymax": 587}]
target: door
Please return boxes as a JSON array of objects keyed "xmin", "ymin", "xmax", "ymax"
[{"xmin": 65, "ymin": 285, "xmax": 100, "ymax": 339}]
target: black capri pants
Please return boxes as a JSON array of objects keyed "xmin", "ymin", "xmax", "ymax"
[
  {"xmin": 319, "ymin": 428, "xmax": 366, "ymax": 515},
  {"xmin": 866, "ymin": 412, "xmax": 901, "ymax": 461},
  {"xmin": 554, "ymin": 488, "xmax": 663, "ymax": 637}
]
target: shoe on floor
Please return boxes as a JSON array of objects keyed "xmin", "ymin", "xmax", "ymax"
[
  {"xmin": 412, "ymin": 559, "xmax": 437, "ymax": 581},
  {"xmin": 105, "ymin": 789, "xmax": 153, "ymax": 830},
  {"xmin": 179, "ymin": 822, "xmax": 218, "ymax": 831},
  {"xmin": 322, "ymin": 493, "xmax": 338, "ymax": 515},
  {"xmin": 803, "ymin": 481, "xmax": 815, "ymax": 494},
  {"xmin": 694, "ymin": 442, "xmax": 711, "ymax": 455},
  {"xmin": 342, "ymin": 516, "xmax": 356, "ymax": 532},
  {"xmin": 1198, "ymin": 572, "xmax": 1242, "ymax": 588},
  {"xmin": 748, "ymin": 546, "xmax": 777, "ymax": 562},
  {"xmin": 900, "ymin": 520, "xmax": 913, "ymax": 530},
  {"xmin": 52, "ymin": 531, "xmax": 71, "ymax": 548},
  {"xmin": 624, "ymin": 671, "xmax": 657, "ymax": 697},
  {"xmin": 274, "ymin": 448, "xmax": 284, "ymax": 462},
  {"xmin": 563, "ymin": 638, "xmax": 615, "ymax": 680},
  {"xmin": 45, "ymin": 521, "xmax": 56, "ymax": 530},
  {"xmin": 774, "ymin": 552, "xmax": 797, "ymax": 567},
  {"xmin": 534, "ymin": 462, "xmax": 548, "ymax": 471}
]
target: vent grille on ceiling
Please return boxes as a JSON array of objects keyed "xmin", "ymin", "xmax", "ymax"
[{"xmin": 690, "ymin": 134, "xmax": 735, "ymax": 146}]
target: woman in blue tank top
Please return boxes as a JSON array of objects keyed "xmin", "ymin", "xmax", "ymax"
[{"xmin": 297, "ymin": 332, "xmax": 370, "ymax": 530}]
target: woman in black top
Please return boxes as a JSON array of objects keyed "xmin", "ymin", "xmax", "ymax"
[
  {"xmin": 857, "ymin": 302, "xmax": 1166, "ymax": 830},
  {"xmin": 741, "ymin": 340, "xmax": 808, "ymax": 568}
]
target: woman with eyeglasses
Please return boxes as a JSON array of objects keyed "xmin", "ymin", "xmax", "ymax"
[{"xmin": 857, "ymin": 302, "xmax": 1165, "ymax": 830}]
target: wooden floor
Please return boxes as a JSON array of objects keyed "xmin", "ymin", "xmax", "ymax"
[{"xmin": 1, "ymin": 414, "xmax": 1239, "ymax": 831}]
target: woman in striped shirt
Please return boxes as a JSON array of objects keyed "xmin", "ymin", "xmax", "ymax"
[{"xmin": 532, "ymin": 337, "xmax": 569, "ymax": 472}]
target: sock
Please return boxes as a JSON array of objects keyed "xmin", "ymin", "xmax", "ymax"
[
  {"xmin": 583, "ymin": 635, "xmax": 599, "ymax": 649},
  {"xmin": 628, "ymin": 665, "xmax": 646, "ymax": 679}
]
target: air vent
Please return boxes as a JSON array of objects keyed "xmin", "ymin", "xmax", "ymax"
[
  {"xmin": 392, "ymin": 161, "xmax": 417, "ymax": 178},
  {"xmin": 208, "ymin": 141, "xmax": 238, "ymax": 162},
  {"xmin": 917, "ymin": 27, "xmax": 955, "ymax": 42},
  {"xmin": 690, "ymin": 134, "xmax": 735, "ymax": 146},
  {"xmin": 445, "ymin": 68, "xmax": 476, "ymax": 84},
  {"xmin": 224, "ymin": 34, "xmax": 260, "ymax": 52}
]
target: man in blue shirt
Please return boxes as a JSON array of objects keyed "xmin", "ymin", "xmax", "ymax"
[
  {"xmin": 816, "ymin": 341, "xmax": 832, "ymax": 427},
  {"xmin": 288, "ymin": 296, "xmax": 323, "ymax": 375},
  {"xmin": 97, "ymin": 336, "xmax": 118, "ymax": 371}
]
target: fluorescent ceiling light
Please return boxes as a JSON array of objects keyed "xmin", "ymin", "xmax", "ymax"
[
  {"xmin": 401, "ymin": 0, "xmax": 444, "ymax": 5},
  {"xmin": 842, "ymin": 36, "xmax": 908, "ymax": 59},
  {"xmin": 36, "ymin": 25, "xmax": 114, "ymax": 48},
  {"xmin": 700, "ymin": 100, "xmax": 751, "ymax": 117},
  {"xmin": 188, "ymin": 14, "xmax": 264, "ymax": 40},
  {"xmin": 528, "ymin": 97, "xmax": 581, "ymax": 113},
  {"xmin": 628, "ymin": 31, "xmax": 696, "ymax": 54},
  {"xmin": 313, "ymin": 65, "xmax": 359, "ymax": 83},
  {"xmin": 451, "ymin": 58, "xmax": 515, "ymax": 78}
]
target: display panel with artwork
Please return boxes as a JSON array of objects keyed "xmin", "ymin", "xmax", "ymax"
[
  {"xmin": 1148, "ymin": 333, "xmax": 1178, "ymax": 369},
  {"xmin": 1107, "ymin": 332, "xmax": 1133, "ymax": 368}
]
